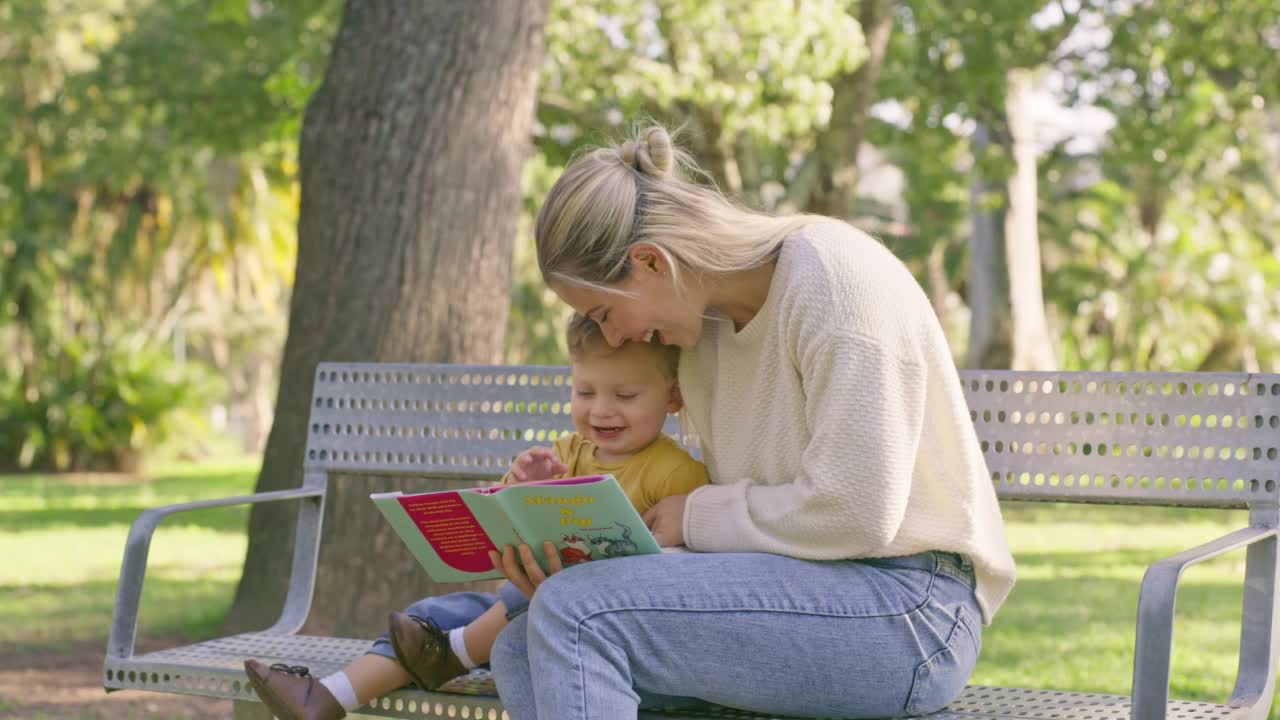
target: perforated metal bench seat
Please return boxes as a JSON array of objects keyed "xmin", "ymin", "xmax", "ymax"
[
  {"xmin": 106, "ymin": 364, "xmax": 1280, "ymax": 720},
  {"xmin": 100, "ymin": 632, "xmax": 1244, "ymax": 720}
]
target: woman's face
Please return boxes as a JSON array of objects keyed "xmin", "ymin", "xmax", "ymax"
[{"xmin": 552, "ymin": 244, "xmax": 706, "ymax": 350}]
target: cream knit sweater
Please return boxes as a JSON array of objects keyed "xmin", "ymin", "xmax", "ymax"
[{"xmin": 679, "ymin": 221, "xmax": 1016, "ymax": 623}]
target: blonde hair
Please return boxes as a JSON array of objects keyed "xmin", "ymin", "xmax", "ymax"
[
  {"xmin": 535, "ymin": 124, "xmax": 815, "ymax": 299},
  {"xmin": 566, "ymin": 313, "xmax": 679, "ymax": 379}
]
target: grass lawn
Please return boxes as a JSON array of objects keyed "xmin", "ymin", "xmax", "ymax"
[
  {"xmin": 1, "ymin": 461, "xmax": 1274, "ymax": 718},
  {"xmin": 0, "ymin": 460, "xmax": 258, "ymax": 654}
]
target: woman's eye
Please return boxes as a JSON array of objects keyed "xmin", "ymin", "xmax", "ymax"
[
  {"xmin": 575, "ymin": 390, "xmax": 594, "ymax": 397},
  {"xmin": 616, "ymin": 393, "xmax": 637, "ymax": 400},
  {"xmin": 600, "ymin": 311, "xmax": 610, "ymax": 323}
]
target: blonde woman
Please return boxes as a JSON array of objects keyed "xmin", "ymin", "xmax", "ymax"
[{"xmin": 487, "ymin": 124, "xmax": 1016, "ymax": 719}]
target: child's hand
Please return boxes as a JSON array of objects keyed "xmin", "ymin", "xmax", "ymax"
[
  {"xmin": 489, "ymin": 541, "xmax": 562, "ymax": 600},
  {"xmin": 641, "ymin": 493, "xmax": 688, "ymax": 547},
  {"xmin": 507, "ymin": 446, "xmax": 568, "ymax": 483}
]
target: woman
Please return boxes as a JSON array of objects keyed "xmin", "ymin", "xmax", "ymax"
[{"xmin": 487, "ymin": 125, "xmax": 1016, "ymax": 719}]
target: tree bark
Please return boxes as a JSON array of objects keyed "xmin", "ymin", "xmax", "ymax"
[
  {"xmin": 224, "ymin": 1, "xmax": 549, "ymax": 636},
  {"xmin": 1003, "ymin": 68, "xmax": 1056, "ymax": 370},
  {"xmin": 965, "ymin": 123, "xmax": 1013, "ymax": 369},
  {"xmin": 802, "ymin": 0, "xmax": 896, "ymax": 218}
]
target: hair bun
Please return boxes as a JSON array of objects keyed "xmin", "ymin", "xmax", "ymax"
[{"xmin": 618, "ymin": 126, "xmax": 673, "ymax": 178}]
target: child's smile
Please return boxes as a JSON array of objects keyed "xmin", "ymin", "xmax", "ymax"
[{"xmin": 569, "ymin": 342, "xmax": 682, "ymax": 464}]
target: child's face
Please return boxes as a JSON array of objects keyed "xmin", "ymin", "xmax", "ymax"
[{"xmin": 569, "ymin": 343, "xmax": 681, "ymax": 462}]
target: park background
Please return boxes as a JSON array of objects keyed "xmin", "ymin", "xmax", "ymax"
[{"xmin": 2, "ymin": 0, "xmax": 1278, "ymax": 717}]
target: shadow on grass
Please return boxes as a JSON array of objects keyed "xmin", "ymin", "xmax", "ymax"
[
  {"xmin": 0, "ymin": 505, "xmax": 251, "ymax": 533},
  {"xmin": 0, "ymin": 465, "xmax": 257, "ymax": 502},
  {"xmin": 0, "ymin": 464, "xmax": 259, "ymax": 533},
  {"xmin": 1000, "ymin": 499, "xmax": 1251, "ymax": 527},
  {"xmin": 2, "ymin": 575, "xmax": 239, "ymax": 653}
]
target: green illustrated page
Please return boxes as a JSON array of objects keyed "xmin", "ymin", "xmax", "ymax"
[{"xmin": 490, "ymin": 474, "xmax": 661, "ymax": 571}]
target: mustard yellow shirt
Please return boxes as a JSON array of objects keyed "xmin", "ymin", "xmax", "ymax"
[{"xmin": 503, "ymin": 433, "xmax": 707, "ymax": 515}]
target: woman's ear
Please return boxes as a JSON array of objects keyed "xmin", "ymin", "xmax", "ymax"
[
  {"xmin": 666, "ymin": 382, "xmax": 684, "ymax": 413},
  {"xmin": 627, "ymin": 243, "xmax": 668, "ymax": 275}
]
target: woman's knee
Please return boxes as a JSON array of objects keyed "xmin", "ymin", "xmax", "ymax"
[{"xmin": 526, "ymin": 568, "xmax": 599, "ymax": 632}]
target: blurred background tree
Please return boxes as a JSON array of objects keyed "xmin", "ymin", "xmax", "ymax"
[{"xmin": 2, "ymin": 0, "xmax": 1278, "ymax": 476}]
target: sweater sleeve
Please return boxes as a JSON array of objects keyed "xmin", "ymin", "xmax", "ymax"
[{"xmin": 682, "ymin": 332, "xmax": 927, "ymax": 558}]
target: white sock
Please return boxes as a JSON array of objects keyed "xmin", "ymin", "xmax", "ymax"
[
  {"xmin": 449, "ymin": 627, "xmax": 478, "ymax": 670},
  {"xmin": 319, "ymin": 671, "xmax": 361, "ymax": 712}
]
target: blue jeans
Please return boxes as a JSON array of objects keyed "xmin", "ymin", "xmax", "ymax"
[
  {"xmin": 490, "ymin": 550, "xmax": 981, "ymax": 719},
  {"xmin": 366, "ymin": 583, "xmax": 530, "ymax": 662}
]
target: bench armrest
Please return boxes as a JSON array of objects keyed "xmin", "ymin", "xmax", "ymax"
[
  {"xmin": 107, "ymin": 487, "xmax": 326, "ymax": 661},
  {"xmin": 1132, "ymin": 524, "xmax": 1279, "ymax": 720}
]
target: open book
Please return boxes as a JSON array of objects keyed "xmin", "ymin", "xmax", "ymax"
[{"xmin": 371, "ymin": 474, "xmax": 662, "ymax": 583}]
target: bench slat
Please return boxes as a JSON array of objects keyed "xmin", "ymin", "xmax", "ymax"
[{"xmin": 304, "ymin": 363, "xmax": 1280, "ymax": 508}]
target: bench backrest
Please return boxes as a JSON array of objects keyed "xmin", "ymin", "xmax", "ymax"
[{"xmin": 304, "ymin": 363, "xmax": 1280, "ymax": 509}]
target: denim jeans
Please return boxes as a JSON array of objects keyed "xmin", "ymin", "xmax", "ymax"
[
  {"xmin": 366, "ymin": 583, "xmax": 530, "ymax": 662},
  {"xmin": 490, "ymin": 550, "xmax": 981, "ymax": 719}
]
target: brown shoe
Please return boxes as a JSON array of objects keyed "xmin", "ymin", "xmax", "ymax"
[
  {"xmin": 388, "ymin": 611, "xmax": 468, "ymax": 690},
  {"xmin": 243, "ymin": 659, "xmax": 346, "ymax": 720}
]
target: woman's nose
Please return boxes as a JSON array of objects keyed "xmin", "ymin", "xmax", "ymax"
[{"xmin": 600, "ymin": 321, "xmax": 625, "ymax": 348}]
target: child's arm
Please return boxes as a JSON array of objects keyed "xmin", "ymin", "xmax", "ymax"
[{"xmin": 642, "ymin": 459, "xmax": 709, "ymax": 510}]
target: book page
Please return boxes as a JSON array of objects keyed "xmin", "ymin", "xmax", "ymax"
[
  {"xmin": 492, "ymin": 475, "xmax": 660, "ymax": 570},
  {"xmin": 397, "ymin": 492, "xmax": 497, "ymax": 573}
]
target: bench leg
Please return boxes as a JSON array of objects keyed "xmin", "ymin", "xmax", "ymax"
[{"xmin": 1230, "ymin": 512, "xmax": 1279, "ymax": 720}]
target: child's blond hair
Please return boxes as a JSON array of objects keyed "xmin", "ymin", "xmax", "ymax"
[{"xmin": 565, "ymin": 313, "xmax": 679, "ymax": 379}]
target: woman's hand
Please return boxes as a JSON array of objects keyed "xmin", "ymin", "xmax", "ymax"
[
  {"xmin": 489, "ymin": 541, "xmax": 563, "ymax": 599},
  {"xmin": 641, "ymin": 493, "xmax": 688, "ymax": 547},
  {"xmin": 507, "ymin": 447, "xmax": 568, "ymax": 483}
]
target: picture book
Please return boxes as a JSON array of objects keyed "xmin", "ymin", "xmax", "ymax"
[{"xmin": 370, "ymin": 474, "xmax": 662, "ymax": 583}]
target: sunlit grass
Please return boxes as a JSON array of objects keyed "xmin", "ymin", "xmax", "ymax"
[
  {"xmin": 0, "ymin": 458, "xmax": 259, "ymax": 651},
  {"xmin": 976, "ymin": 502, "xmax": 1262, "ymax": 714}
]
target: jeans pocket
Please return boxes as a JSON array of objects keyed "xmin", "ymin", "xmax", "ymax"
[{"xmin": 904, "ymin": 603, "xmax": 980, "ymax": 716}]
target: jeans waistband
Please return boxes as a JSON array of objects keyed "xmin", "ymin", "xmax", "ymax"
[
  {"xmin": 931, "ymin": 551, "xmax": 976, "ymax": 590},
  {"xmin": 860, "ymin": 550, "xmax": 976, "ymax": 590}
]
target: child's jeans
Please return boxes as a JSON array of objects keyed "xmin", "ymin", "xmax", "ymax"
[
  {"xmin": 490, "ymin": 550, "xmax": 982, "ymax": 719},
  {"xmin": 366, "ymin": 582, "xmax": 530, "ymax": 663}
]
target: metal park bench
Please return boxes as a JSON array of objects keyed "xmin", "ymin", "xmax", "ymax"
[{"xmin": 105, "ymin": 362, "xmax": 1280, "ymax": 720}]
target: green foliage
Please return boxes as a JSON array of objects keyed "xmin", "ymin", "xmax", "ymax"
[
  {"xmin": 509, "ymin": 0, "xmax": 873, "ymax": 363},
  {"xmin": 0, "ymin": 0, "xmax": 336, "ymax": 468},
  {"xmin": 1, "ymin": 335, "xmax": 217, "ymax": 471},
  {"xmin": 1038, "ymin": 0, "xmax": 1280, "ymax": 371},
  {"xmin": 4, "ymin": 0, "xmax": 1280, "ymax": 466}
]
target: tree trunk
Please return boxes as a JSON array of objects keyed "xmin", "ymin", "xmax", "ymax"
[
  {"xmin": 1003, "ymin": 68, "xmax": 1056, "ymax": 371},
  {"xmin": 803, "ymin": 0, "xmax": 896, "ymax": 218},
  {"xmin": 965, "ymin": 123, "xmax": 1013, "ymax": 369},
  {"xmin": 224, "ymin": 1, "xmax": 549, "ymax": 636}
]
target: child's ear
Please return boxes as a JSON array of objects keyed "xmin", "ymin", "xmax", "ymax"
[{"xmin": 666, "ymin": 383, "xmax": 684, "ymax": 413}]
